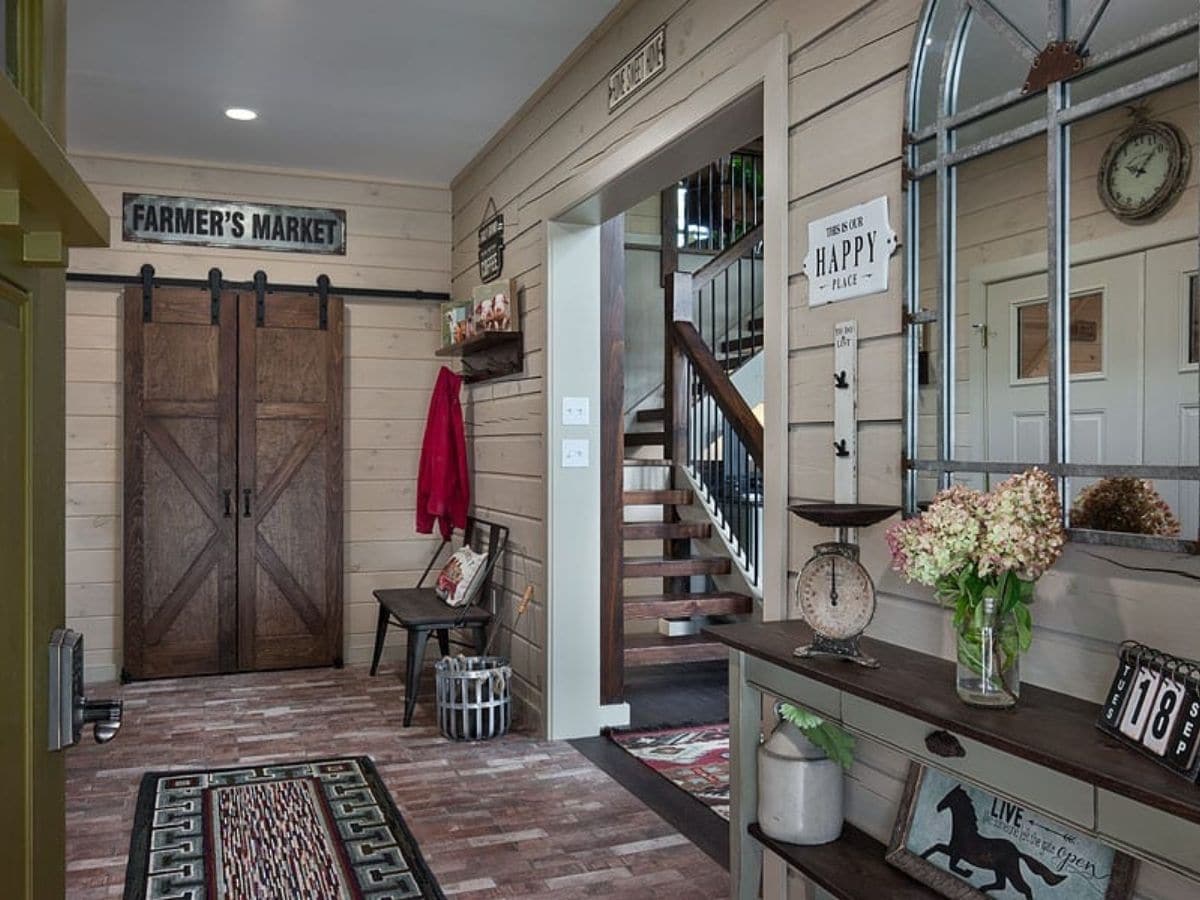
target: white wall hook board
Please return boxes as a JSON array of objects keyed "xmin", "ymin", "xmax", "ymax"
[{"xmin": 833, "ymin": 320, "xmax": 858, "ymax": 504}]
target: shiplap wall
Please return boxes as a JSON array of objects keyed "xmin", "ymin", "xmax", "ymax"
[
  {"xmin": 65, "ymin": 154, "xmax": 450, "ymax": 684},
  {"xmin": 451, "ymin": 0, "xmax": 1200, "ymax": 895}
]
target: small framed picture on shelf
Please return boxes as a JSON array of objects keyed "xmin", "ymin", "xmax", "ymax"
[
  {"xmin": 441, "ymin": 300, "xmax": 472, "ymax": 347},
  {"xmin": 471, "ymin": 279, "xmax": 517, "ymax": 333},
  {"xmin": 886, "ymin": 763, "xmax": 1137, "ymax": 899}
]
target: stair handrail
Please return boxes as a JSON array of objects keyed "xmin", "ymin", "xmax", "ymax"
[
  {"xmin": 667, "ymin": 271, "xmax": 763, "ymax": 466},
  {"xmin": 690, "ymin": 222, "xmax": 764, "ymax": 293}
]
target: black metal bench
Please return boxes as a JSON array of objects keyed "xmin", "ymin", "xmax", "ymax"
[{"xmin": 370, "ymin": 517, "xmax": 509, "ymax": 726}]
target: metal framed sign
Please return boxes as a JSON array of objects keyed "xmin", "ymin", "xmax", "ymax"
[
  {"xmin": 478, "ymin": 197, "xmax": 504, "ymax": 282},
  {"xmin": 802, "ymin": 196, "xmax": 897, "ymax": 306},
  {"xmin": 122, "ymin": 194, "xmax": 347, "ymax": 255},
  {"xmin": 608, "ymin": 25, "xmax": 666, "ymax": 113}
]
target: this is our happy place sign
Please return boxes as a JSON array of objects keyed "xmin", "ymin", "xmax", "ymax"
[
  {"xmin": 802, "ymin": 196, "xmax": 897, "ymax": 306},
  {"xmin": 123, "ymin": 194, "xmax": 347, "ymax": 255}
]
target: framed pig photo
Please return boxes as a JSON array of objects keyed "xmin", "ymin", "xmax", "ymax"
[
  {"xmin": 886, "ymin": 764, "xmax": 1137, "ymax": 900},
  {"xmin": 471, "ymin": 278, "xmax": 517, "ymax": 333}
]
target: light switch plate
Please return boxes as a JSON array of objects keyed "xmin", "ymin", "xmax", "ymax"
[
  {"xmin": 561, "ymin": 438, "xmax": 589, "ymax": 468},
  {"xmin": 562, "ymin": 396, "xmax": 590, "ymax": 426}
]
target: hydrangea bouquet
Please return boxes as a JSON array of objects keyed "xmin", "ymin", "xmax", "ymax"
[{"xmin": 886, "ymin": 469, "xmax": 1066, "ymax": 706}]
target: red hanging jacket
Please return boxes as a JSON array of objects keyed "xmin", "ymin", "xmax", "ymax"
[{"xmin": 415, "ymin": 366, "xmax": 470, "ymax": 540}]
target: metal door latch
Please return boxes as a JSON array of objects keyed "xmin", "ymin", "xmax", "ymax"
[{"xmin": 49, "ymin": 628, "xmax": 123, "ymax": 750}]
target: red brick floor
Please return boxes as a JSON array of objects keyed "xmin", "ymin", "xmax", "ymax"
[{"xmin": 65, "ymin": 664, "xmax": 729, "ymax": 898}]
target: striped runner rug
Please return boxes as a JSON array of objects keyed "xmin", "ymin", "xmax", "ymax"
[{"xmin": 124, "ymin": 756, "xmax": 444, "ymax": 900}]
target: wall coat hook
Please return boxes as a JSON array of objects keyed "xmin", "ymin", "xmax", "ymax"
[
  {"xmin": 833, "ymin": 439, "xmax": 851, "ymax": 458},
  {"xmin": 833, "ymin": 370, "xmax": 850, "ymax": 389}
]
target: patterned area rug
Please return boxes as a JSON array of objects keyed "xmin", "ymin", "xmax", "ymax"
[
  {"xmin": 609, "ymin": 723, "xmax": 731, "ymax": 820},
  {"xmin": 123, "ymin": 756, "xmax": 445, "ymax": 900}
]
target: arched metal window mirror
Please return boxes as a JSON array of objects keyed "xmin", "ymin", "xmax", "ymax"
[{"xmin": 904, "ymin": 0, "xmax": 1200, "ymax": 551}]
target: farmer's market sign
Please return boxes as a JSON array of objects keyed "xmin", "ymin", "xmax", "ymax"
[
  {"xmin": 122, "ymin": 194, "xmax": 347, "ymax": 255},
  {"xmin": 608, "ymin": 25, "xmax": 666, "ymax": 112},
  {"xmin": 802, "ymin": 196, "xmax": 897, "ymax": 306}
]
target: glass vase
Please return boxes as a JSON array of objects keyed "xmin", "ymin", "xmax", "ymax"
[{"xmin": 955, "ymin": 596, "xmax": 1020, "ymax": 708}]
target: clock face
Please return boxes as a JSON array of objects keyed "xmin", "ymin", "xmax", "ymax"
[
  {"xmin": 795, "ymin": 553, "xmax": 875, "ymax": 640},
  {"xmin": 1099, "ymin": 121, "xmax": 1190, "ymax": 223}
]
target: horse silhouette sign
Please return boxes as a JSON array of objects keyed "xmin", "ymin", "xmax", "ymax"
[{"xmin": 886, "ymin": 765, "xmax": 1137, "ymax": 899}]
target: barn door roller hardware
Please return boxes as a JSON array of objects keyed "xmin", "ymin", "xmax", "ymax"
[
  {"xmin": 140, "ymin": 263, "xmax": 154, "ymax": 322},
  {"xmin": 317, "ymin": 274, "xmax": 330, "ymax": 330},
  {"xmin": 208, "ymin": 267, "xmax": 222, "ymax": 325},
  {"xmin": 254, "ymin": 270, "xmax": 267, "ymax": 327},
  {"xmin": 67, "ymin": 268, "xmax": 451, "ymax": 304}
]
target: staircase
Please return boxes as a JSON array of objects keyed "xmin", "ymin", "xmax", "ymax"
[
  {"xmin": 601, "ymin": 149, "xmax": 766, "ymax": 699},
  {"xmin": 620, "ymin": 414, "xmax": 754, "ymax": 668}
]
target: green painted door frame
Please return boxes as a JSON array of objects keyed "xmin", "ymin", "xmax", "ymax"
[{"xmin": 0, "ymin": 2, "xmax": 108, "ymax": 895}]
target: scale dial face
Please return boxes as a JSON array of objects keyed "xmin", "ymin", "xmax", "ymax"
[{"xmin": 795, "ymin": 552, "xmax": 875, "ymax": 640}]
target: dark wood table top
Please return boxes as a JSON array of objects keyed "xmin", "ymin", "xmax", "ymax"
[{"xmin": 705, "ymin": 620, "xmax": 1200, "ymax": 826}]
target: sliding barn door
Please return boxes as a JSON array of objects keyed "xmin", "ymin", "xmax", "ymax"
[
  {"xmin": 237, "ymin": 290, "xmax": 344, "ymax": 670},
  {"xmin": 124, "ymin": 286, "xmax": 238, "ymax": 678}
]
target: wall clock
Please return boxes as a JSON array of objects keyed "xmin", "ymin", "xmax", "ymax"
[
  {"xmin": 1098, "ymin": 118, "xmax": 1191, "ymax": 224},
  {"xmin": 789, "ymin": 504, "xmax": 899, "ymax": 668}
]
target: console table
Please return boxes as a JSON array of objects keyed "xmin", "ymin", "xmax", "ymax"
[{"xmin": 705, "ymin": 621, "xmax": 1200, "ymax": 899}]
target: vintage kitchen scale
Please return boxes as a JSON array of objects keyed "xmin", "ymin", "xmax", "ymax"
[{"xmin": 789, "ymin": 503, "xmax": 899, "ymax": 668}]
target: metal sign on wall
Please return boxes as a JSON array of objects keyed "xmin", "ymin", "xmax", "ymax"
[
  {"xmin": 122, "ymin": 194, "xmax": 347, "ymax": 255},
  {"xmin": 608, "ymin": 25, "xmax": 666, "ymax": 112},
  {"xmin": 478, "ymin": 198, "xmax": 504, "ymax": 282},
  {"xmin": 802, "ymin": 196, "xmax": 897, "ymax": 306}
]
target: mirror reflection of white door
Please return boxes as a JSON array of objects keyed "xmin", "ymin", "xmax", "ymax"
[
  {"xmin": 985, "ymin": 257, "xmax": 1143, "ymax": 487},
  {"xmin": 1144, "ymin": 241, "xmax": 1199, "ymax": 536}
]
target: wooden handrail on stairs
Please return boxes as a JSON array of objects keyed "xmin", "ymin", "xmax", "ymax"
[
  {"xmin": 671, "ymin": 318, "xmax": 763, "ymax": 465},
  {"xmin": 690, "ymin": 222, "xmax": 764, "ymax": 293},
  {"xmin": 672, "ymin": 271, "xmax": 763, "ymax": 468}
]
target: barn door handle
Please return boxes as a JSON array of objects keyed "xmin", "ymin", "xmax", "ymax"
[
  {"xmin": 222, "ymin": 489, "xmax": 232, "ymax": 518},
  {"xmin": 242, "ymin": 489, "xmax": 252, "ymax": 518}
]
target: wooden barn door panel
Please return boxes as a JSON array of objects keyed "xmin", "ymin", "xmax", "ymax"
[
  {"xmin": 238, "ymin": 290, "xmax": 343, "ymax": 670},
  {"xmin": 124, "ymin": 286, "xmax": 237, "ymax": 678}
]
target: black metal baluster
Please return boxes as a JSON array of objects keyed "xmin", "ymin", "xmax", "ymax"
[
  {"xmin": 723, "ymin": 268, "xmax": 730, "ymax": 371},
  {"xmin": 737, "ymin": 259, "xmax": 744, "ymax": 369}
]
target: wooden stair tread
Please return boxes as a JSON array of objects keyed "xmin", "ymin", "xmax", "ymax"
[
  {"xmin": 623, "ymin": 489, "xmax": 692, "ymax": 506},
  {"xmin": 635, "ymin": 408, "xmax": 665, "ymax": 422},
  {"xmin": 624, "ymin": 555, "xmax": 732, "ymax": 577},
  {"xmin": 622, "ymin": 521, "xmax": 711, "ymax": 540},
  {"xmin": 624, "ymin": 592, "xmax": 753, "ymax": 620},
  {"xmin": 624, "ymin": 431, "xmax": 666, "ymax": 447},
  {"xmin": 622, "ymin": 458, "xmax": 671, "ymax": 468},
  {"xmin": 624, "ymin": 632, "xmax": 729, "ymax": 666}
]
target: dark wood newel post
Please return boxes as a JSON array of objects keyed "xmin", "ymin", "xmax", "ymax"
[{"xmin": 600, "ymin": 215, "xmax": 625, "ymax": 705}]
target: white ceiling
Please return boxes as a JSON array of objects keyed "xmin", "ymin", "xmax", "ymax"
[{"xmin": 67, "ymin": 1, "xmax": 621, "ymax": 185}]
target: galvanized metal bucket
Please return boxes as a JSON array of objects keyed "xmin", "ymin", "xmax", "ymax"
[{"xmin": 434, "ymin": 655, "xmax": 512, "ymax": 741}]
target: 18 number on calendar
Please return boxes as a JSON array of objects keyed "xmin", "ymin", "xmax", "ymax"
[{"xmin": 1099, "ymin": 644, "xmax": 1200, "ymax": 781}]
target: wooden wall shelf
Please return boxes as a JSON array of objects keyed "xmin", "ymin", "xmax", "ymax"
[
  {"xmin": 748, "ymin": 824, "xmax": 938, "ymax": 900},
  {"xmin": 435, "ymin": 331, "xmax": 523, "ymax": 383}
]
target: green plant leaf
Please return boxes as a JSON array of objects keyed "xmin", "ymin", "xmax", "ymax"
[{"xmin": 778, "ymin": 703, "xmax": 856, "ymax": 771}]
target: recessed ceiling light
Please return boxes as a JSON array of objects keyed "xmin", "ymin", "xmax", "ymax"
[{"xmin": 225, "ymin": 107, "xmax": 258, "ymax": 122}]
